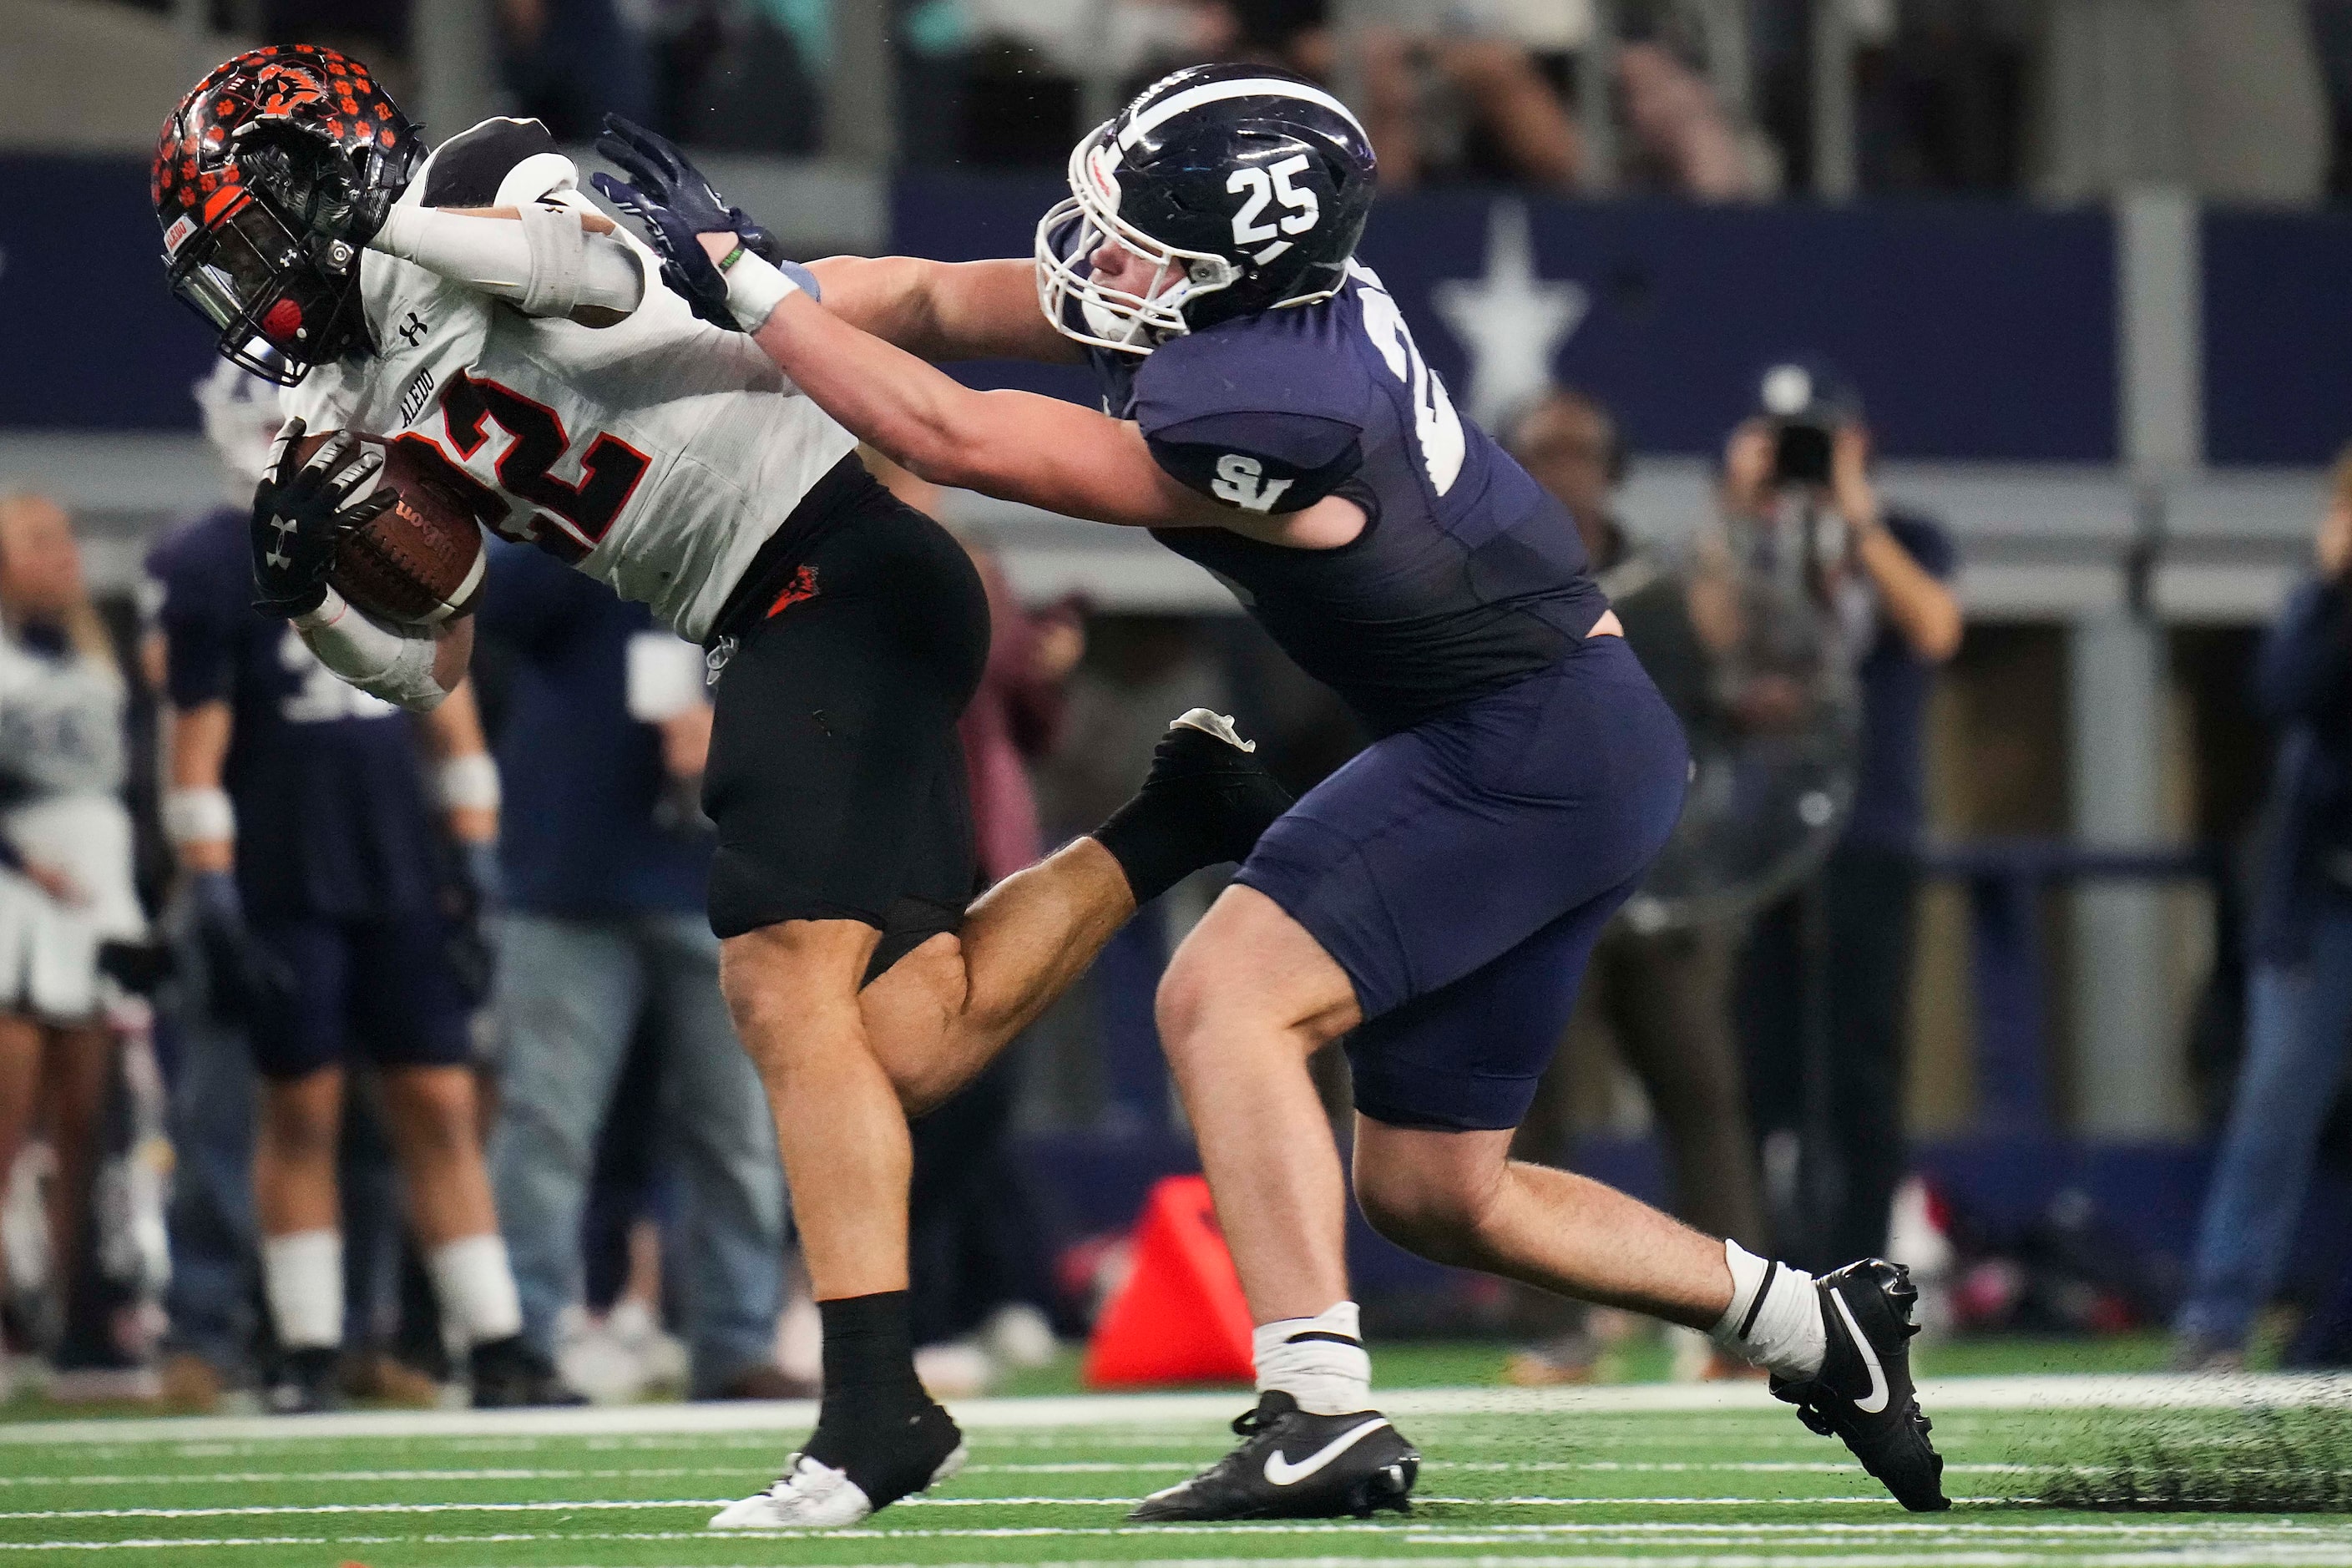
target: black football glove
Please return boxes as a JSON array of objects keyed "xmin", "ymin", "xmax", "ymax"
[
  {"xmin": 592, "ymin": 114, "xmax": 785, "ymax": 332},
  {"xmin": 439, "ymin": 837, "xmax": 504, "ymax": 1008},
  {"xmin": 250, "ymin": 417, "xmax": 394, "ymax": 619},
  {"xmin": 187, "ymin": 870, "xmax": 298, "ymax": 1024}
]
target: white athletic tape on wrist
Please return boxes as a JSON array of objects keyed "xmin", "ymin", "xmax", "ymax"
[
  {"xmin": 516, "ymin": 199, "xmax": 587, "ymax": 317},
  {"xmin": 162, "ymin": 787, "xmax": 235, "ymax": 847},
  {"xmin": 436, "ymin": 753, "xmax": 502, "ymax": 812},
  {"xmin": 724, "ymin": 251, "xmax": 802, "ymax": 332},
  {"xmin": 295, "ymin": 588, "xmax": 449, "ymax": 711}
]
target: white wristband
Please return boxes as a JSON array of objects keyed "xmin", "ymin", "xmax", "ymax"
[
  {"xmin": 723, "ymin": 250, "xmax": 802, "ymax": 333},
  {"xmin": 163, "ymin": 787, "xmax": 235, "ymax": 847},
  {"xmin": 436, "ymin": 753, "xmax": 502, "ymax": 812}
]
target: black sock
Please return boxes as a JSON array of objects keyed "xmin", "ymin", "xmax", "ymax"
[
  {"xmin": 1090, "ymin": 806, "xmax": 1196, "ymax": 908},
  {"xmin": 804, "ymin": 1291, "xmax": 960, "ymax": 1503},
  {"xmin": 807, "ymin": 1292, "xmax": 927, "ymax": 1454}
]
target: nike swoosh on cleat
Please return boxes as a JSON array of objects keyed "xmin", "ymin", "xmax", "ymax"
[
  {"xmin": 1262, "ymin": 1419, "xmax": 1390, "ymax": 1486},
  {"xmin": 1832, "ymin": 1290, "xmax": 1890, "ymax": 1415}
]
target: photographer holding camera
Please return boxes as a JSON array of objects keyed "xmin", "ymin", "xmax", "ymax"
[{"xmin": 1720, "ymin": 362, "xmax": 1962, "ymax": 1272}]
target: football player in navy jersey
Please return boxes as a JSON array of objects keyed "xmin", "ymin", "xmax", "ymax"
[
  {"xmin": 600, "ymin": 62, "xmax": 1950, "ymax": 1521},
  {"xmin": 149, "ymin": 365, "xmax": 575, "ymax": 1412}
]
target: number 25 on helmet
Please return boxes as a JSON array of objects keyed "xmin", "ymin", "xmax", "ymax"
[
  {"xmin": 154, "ymin": 45, "xmax": 425, "ymax": 386},
  {"xmin": 1035, "ymin": 63, "xmax": 1378, "ymax": 356}
]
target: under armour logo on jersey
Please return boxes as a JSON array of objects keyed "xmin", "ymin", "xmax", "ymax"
[
  {"xmin": 1211, "ymin": 453, "xmax": 1293, "ymax": 513},
  {"xmin": 396, "ymin": 311, "xmax": 429, "ymax": 347}
]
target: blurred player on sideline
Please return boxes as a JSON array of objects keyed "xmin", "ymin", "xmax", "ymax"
[
  {"xmin": 154, "ymin": 46, "xmax": 1286, "ymax": 1500},
  {"xmin": 147, "ymin": 362, "xmax": 573, "ymax": 1412},
  {"xmin": 600, "ymin": 63, "xmax": 1950, "ymax": 1522}
]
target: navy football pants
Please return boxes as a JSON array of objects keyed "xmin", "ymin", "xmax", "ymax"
[{"xmin": 1238, "ymin": 634, "xmax": 1688, "ymax": 1132}]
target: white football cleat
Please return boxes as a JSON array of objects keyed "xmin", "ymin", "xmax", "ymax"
[{"xmin": 707, "ymin": 1443, "xmax": 969, "ymax": 1530}]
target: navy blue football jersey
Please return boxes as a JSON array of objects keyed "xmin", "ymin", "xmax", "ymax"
[
  {"xmin": 145, "ymin": 508, "xmax": 443, "ymax": 919},
  {"xmin": 1089, "ymin": 261, "xmax": 1608, "ymax": 735}
]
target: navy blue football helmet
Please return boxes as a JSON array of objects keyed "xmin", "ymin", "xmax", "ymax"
[{"xmin": 1036, "ymin": 63, "xmax": 1377, "ymax": 355}]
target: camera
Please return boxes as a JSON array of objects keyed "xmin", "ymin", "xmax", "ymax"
[
  {"xmin": 1771, "ymin": 421, "xmax": 1834, "ymax": 486},
  {"xmin": 1756, "ymin": 360, "xmax": 1857, "ymax": 488}
]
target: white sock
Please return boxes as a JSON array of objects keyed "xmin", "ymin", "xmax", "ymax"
[
  {"xmin": 427, "ymin": 1233, "xmax": 524, "ymax": 1347},
  {"xmin": 1710, "ymin": 1240, "xmax": 1825, "ymax": 1380},
  {"xmin": 261, "ymin": 1229, "xmax": 344, "ymax": 1350},
  {"xmin": 1252, "ymin": 1300, "xmax": 1372, "ymax": 1416}
]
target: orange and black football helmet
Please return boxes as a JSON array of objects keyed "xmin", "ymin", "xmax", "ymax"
[{"xmin": 155, "ymin": 45, "xmax": 424, "ymax": 384}]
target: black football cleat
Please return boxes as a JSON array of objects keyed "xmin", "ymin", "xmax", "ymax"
[
  {"xmin": 1128, "ymin": 1391, "xmax": 1419, "ymax": 1522},
  {"xmin": 1770, "ymin": 1258, "xmax": 1950, "ymax": 1511},
  {"xmin": 468, "ymin": 1334, "xmax": 587, "ymax": 1409},
  {"xmin": 266, "ymin": 1345, "xmax": 342, "ymax": 1415}
]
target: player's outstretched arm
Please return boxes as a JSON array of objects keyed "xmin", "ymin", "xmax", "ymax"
[
  {"xmin": 739, "ymin": 287, "xmax": 1361, "ymax": 543},
  {"xmin": 804, "ymin": 255, "xmax": 1084, "ymax": 365},
  {"xmin": 594, "ymin": 116, "xmax": 1075, "ymax": 361},
  {"xmin": 751, "ymin": 288, "xmax": 1206, "ymax": 526},
  {"xmin": 592, "ymin": 119, "xmax": 1358, "ymax": 539}
]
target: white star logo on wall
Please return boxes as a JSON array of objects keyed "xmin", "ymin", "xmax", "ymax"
[{"xmin": 1432, "ymin": 200, "xmax": 1591, "ymax": 431}]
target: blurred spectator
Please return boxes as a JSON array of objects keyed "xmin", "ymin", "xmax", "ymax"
[
  {"xmin": 1616, "ymin": 38, "xmax": 1762, "ymax": 198},
  {"xmin": 1352, "ymin": 3, "xmax": 1769, "ymax": 195},
  {"xmin": 144, "ymin": 365, "xmax": 281, "ymax": 1409},
  {"xmin": 500, "ymin": 0, "xmax": 654, "ymax": 139},
  {"xmin": 146, "ymin": 407, "xmax": 570, "ymax": 1412},
  {"xmin": 2173, "ymin": 448, "xmax": 2352, "ymax": 1372},
  {"xmin": 1362, "ymin": 3, "xmax": 1583, "ymax": 188},
  {"xmin": 0, "ymin": 493, "xmax": 148, "ymax": 1400},
  {"xmin": 1722, "ymin": 361, "xmax": 1960, "ymax": 1272},
  {"xmin": 1851, "ymin": 0, "xmax": 2030, "ymax": 194},
  {"xmin": 659, "ymin": 0, "xmax": 825, "ymax": 153},
  {"xmin": 2316, "ymin": 0, "xmax": 2352, "ymax": 199},
  {"xmin": 1497, "ymin": 387, "xmax": 1765, "ymax": 1383},
  {"xmin": 1189, "ymin": 0, "xmax": 1335, "ymax": 78},
  {"xmin": 474, "ymin": 542, "xmax": 794, "ymax": 1401}
]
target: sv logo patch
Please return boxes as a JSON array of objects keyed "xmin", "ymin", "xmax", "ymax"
[{"xmin": 1211, "ymin": 453, "xmax": 1293, "ymax": 513}]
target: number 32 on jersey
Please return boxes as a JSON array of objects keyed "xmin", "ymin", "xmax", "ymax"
[{"xmin": 398, "ymin": 367, "xmax": 652, "ymax": 564}]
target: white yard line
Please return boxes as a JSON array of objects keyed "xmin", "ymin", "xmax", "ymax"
[
  {"xmin": 3, "ymin": 1496, "xmax": 2033, "ymax": 1520},
  {"xmin": 7, "ymin": 1373, "xmax": 2347, "ymax": 1448},
  {"xmin": 12, "ymin": 1522, "xmax": 2352, "ymax": 1561},
  {"xmin": 405, "ymin": 1557, "xmax": 2352, "ymax": 1568},
  {"xmin": 0, "ymin": 1460, "xmax": 2056, "ymax": 1486},
  {"xmin": 0, "ymin": 1467, "xmax": 765, "ymax": 1487}
]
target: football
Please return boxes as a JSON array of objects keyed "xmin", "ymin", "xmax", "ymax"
[{"xmin": 294, "ymin": 431, "xmax": 489, "ymax": 625}]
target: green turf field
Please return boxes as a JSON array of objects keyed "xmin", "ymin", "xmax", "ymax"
[{"xmin": 5, "ymin": 1376, "xmax": 2352, "ymax": 1566}]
